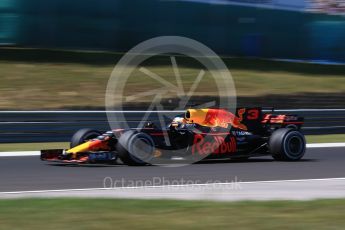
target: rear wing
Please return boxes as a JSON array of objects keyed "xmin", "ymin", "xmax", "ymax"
[{"xmin": 236, "ymin": 107, "xmax": 304, "ymax": 132}]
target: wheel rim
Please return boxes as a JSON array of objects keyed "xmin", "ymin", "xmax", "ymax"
[
  {"xmin": 286, "ymin": 136, "xmax": 304, "ymax": 157},
  {"xmin": 130, "ymin": 137, "xmax": 155, "ymax": 163}
]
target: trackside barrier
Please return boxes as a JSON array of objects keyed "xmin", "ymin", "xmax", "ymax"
[{"xmin": 0, "ymin": 109, "xmax": 344, "ymax": 143}]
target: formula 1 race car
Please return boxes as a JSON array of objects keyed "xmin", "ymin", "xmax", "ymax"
[{"xmin": 41, "ymin": 107, "xmax": 306, "ymax": 166}]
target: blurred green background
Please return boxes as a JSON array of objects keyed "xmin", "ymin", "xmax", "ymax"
[
  {"xmin": 0, "ymin": 0, "xmax": 344, "ymax": 109},
  {"xmin": 1, "ymin": 0, "xmax": 345, "ymax": 61}
]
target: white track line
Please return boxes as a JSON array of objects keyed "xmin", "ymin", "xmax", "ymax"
[
  {"xmin": 307, "ymin": 143, "xmax": 345, "ymax": 148},
  {"xmin": 0, "ymin": 111, "xmax": 185, "ymax": 113},
  {"xmin": 2, "ymin": 177, "xmax": 345, "ymax": 195},
  {"xmin": 2, "ymin": 177, "xmax": 345, "ymax": 201},
  {"xmin": 0, "ymin": 109, "xmax": 344, "ymax": 113},
  {"xmin": 0, "ymin": 143, "xmax": 344, "ymax": 157},
  {"xmin": 0, "ymin": 151, "xmax": 40, "ymax": 157}
]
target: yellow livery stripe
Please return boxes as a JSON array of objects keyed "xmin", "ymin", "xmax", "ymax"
[{"xmin": 66, "ymin": 141, "xmax": 92, "ymax": 154}]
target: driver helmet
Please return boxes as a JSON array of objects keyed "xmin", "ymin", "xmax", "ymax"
[{"xmin": 170, "ymin": 116, "xmax": 187, "ymax": 128}]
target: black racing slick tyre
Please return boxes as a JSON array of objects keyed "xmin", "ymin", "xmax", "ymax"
[
  {"xmin": 269, "ymin": 128, "xmax": 306, "ymax": 161},
  {"xmin": 70, "ymin": 128, "xmax": 102, "ymax": 148},
  {"xmin": 117, "ymin": 131, "xmax": 155, "ymax": 166}
]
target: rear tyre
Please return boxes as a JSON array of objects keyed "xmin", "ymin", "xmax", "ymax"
[
  {"xmin": 269, "ymin": 128, "xmax": 306, "ymax": 161},
  {"xmin": 117, "ymin": 131, "xmax": 155, "ymax": 166},
  {"xmin": 70, "ymin": 128, "xmax": 102, "ymax": 148}
]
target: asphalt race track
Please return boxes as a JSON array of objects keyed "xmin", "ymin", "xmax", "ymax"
[{"xmin": 0, "ymin": 147, "xmax": 344, "ymax": 193}]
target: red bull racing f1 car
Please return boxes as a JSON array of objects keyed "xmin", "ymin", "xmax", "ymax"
[{"xmin": 41, "ymin": 108, "xmax": 306, "ymax": 166}]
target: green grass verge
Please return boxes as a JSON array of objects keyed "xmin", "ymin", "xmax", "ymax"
[
  {"xmin": 306, "ymin": 134, "xmax": 345, "ymax": 144},
  {"xmin": 0, "ymin": 134, "xmax": 343, "ymax": 152},
  {"xmin": 0, "ymin": 198, "xmax": 344, "ymax": 230},
  {"xmin": 0, "ymin": 142, "xmax": 69, "ymax": 152},
  {"xmin": 0, "ymin": 48, "xmax": 344, "ymax": 109}
]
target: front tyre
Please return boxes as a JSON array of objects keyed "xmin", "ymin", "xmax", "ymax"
[
  {"xmin": 269, "ymin": 128, "xmax": 306, "ymax": 161},
  {"xmin": 70, "ymin": 128, "xmax": 102, "ymax": 148},
  {"xmin": 117, "ymin": 131, "xmax": 155, "ymax": 166}
]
